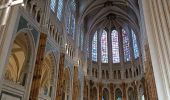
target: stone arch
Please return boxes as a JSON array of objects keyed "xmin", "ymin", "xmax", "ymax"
[
  {"xmin": 102, "ymin": 88, "xmax": 109, "ymax": 100},
  {"xmin": 115, "ymin": 88, "xmax": 122, "ymax": 100},
  {"xmin": 62, "ymin": 67, "xmax": 71, "ymax": 100},
  {"xmin": 139, "ymin": 85, "xmax": 145, "ymax": 100},
  {"xmin": 127, "ymin": 87, "xmax": 134, "ymax": 100},
  {"xmin": 4, "ymin": 29, "xmax": 35, "ymax": 86},
  {"xmin": 72, "ymin": 66, "xmax": 81, "ymax": 100},
  {"xmin": 83, "ymin": 78, "xmax": 89, "ymax": 100},
  {"xmin": 90, "ymin": 87, "xmax": 97, "ymax": 100},
  {"xmin": 38, "ymin": 52, "xmax": 56, "ymax": 97}
]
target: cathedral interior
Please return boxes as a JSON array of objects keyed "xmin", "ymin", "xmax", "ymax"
[{"xmin": 0, "ymin": 0, "xmax": 170, "ymax": 100}]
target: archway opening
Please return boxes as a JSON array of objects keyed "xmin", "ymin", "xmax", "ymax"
[
  {"xmin": 115, "ymin": 88, "xmax": 122, "ymax": 100},
  {"xmin": 4, "ymin": 33, "xmax": 32, "ymax": 86},
  {"xmin": 39, "ymin": 53, "xmax": 55, "ymax": 97},
  {"xmin": 91, "ymin": 87, "xmax": 97, "ymax": 100},
  {"xmin": 139, "ymin": 85, "xmax": 145, "ymax": 100},
  {"xmin": 102, "ymin": 88, "xmax": 109, "ymax": 100},
  {"xmin": 128, "ymin": 87, "xmax": 134, "ymax": 100}
]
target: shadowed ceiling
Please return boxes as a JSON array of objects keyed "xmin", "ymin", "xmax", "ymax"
[{"xmin": 78, "ymin": 0, "xmax": 140, "ymax": 34}]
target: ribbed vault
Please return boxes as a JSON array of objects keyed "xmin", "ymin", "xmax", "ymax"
[{"xmin": 79, "ymin": 0, "xmax": 140, "ymax": 34}]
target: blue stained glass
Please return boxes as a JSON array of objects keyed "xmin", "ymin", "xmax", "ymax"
[
  {"xmin": 57, "ymin": 0, "xmax": 64, "ymax": 20},
  {"xmin": 117, "ymin": 97, "xmax": 122, "ymax": 100},
  {"xmin": 101, "ymin": 30, "xmax": 108, "ymax": 63},
  {"xmin": 71, "ymin": 15, "xmax": 75, "ymax": 37},
  {"xmin": 111, "ymin": 30, "xmax": 120, "ymax": 63},
  {"xmin": 92, "ymin": 31, "xmax": 97, "ymax": 61},
  {"xmin": 131, "ymin": 29, "xmax": 139, "ymax": 58},
  {"xmin": 50, "ymin": 0, "xmax": 56, "ymax": 12},
  {"xmin": 66, "ymin": 14, "xmax": 71, "ymax": 32},
  {"xmin": 122, "ymin": 29, "xmax": 131, "ymax": 61}
]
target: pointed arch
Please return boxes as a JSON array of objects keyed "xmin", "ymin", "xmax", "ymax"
[
  {"xmin": 4, "ymin": 29, "xmax": 35, "ymax": 86},
  {"xmin": 101, "ymin": 30, "xmax": 108, "ymax": 63},
  {"xmin": 131, "ymin": 29, "xmax": 139, "ymax": 59},
  {"xmin": 122, "ymin": 29, "xmax": 131, "ymax": 61},
  {"xmin": 115, "ymin": 88, "xmax": 122, "ymax": 100},
  {"xmin": 111, "ymin": 30, "xmax": 120, "ymax": 63},
  {"xmin": 92, "ymin": 31, "xmax": 97, "ymax": 61}
]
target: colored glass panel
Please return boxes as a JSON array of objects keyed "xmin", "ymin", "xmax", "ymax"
[
  {"xmin": 92, "ymin": 31, "xmax": 97, "ymax": 61},
  {"xmin": 111, "ymin": 30, "xmax": 120, "ymax": 63},
  {"xmin": 50, "ymin": 0, "xmax": 56, "ymax": 12},
  {"xmin": 122, "ymin": 29, "xmax": 131, "ymax": 61},
  {"xmin": 57, "ymin": 0, "xmax": 63, "ymax": 20},
  {"xmin": 101, "ymin": 30, "xmax": 108, "ymax": 63},
  {"xmin": 131, "ymin": 29, "xmax": 139, "ymax": 58}
]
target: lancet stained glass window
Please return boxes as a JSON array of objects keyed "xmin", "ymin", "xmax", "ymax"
[
  {"xmin": 111, "ymin": 30, "xmax": 120, "ymax": 63},
  {"xmin": 122, "ymin": 29, "xmax": 131, "ymax": 61},
  {"xmin": 66, "ymin": 14, "xmax": 71, "ymax": 33},
  {"xmin": 92, "ymin": 31, "xmax": 97, "ymax": 61},
  {"xmin": 101, "ymin": 30, "xmax": 108, "ymax": 63},
  {"xmin": 131, "ymin": 29, "xmax": 139, "ymax": 58},
  {"xmin": 50, "ymin": 0, "xmax": 56, "ymax": 12},
  {"xmin": 71, "ymin": 15, "xmax": 75, "ymax": 37},
  {"xmin": 57, "ymin": 0, "xmax": 63, "ymax": 20}
]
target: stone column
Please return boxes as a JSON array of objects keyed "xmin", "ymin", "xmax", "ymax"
[
  {"xmin": 133, "ymin": 81, "xmax": 138, "ymax": 100},
  {"xmin": 98, "ymin": 82, "xmax": 103, "ymax": 100},
  {"xmin": 122, "ymin": 83, "xmax": 127, "ymax": 100},
  {"xmin": 29, "ymin": 33, "xmax": 47, "ymax": 100},
  {"xmin": 72, "ymin": 66, "xmax": 79, "ymax": 100},
  {"xmin": 89, "ymin": 33, "xmax": 93, "ymax": 76},
  {"xmin": 127, "ymin": 26, "xmax": 135, "ymax": 78},
  {"xmin": 108, "ymin": 24, "xmax": 113, "ymax": 79},
  {"xmin": 140, "ymin": 0, "xmax": 170, "ymax": 99},
  {"xmin": 141, "ymin": 78, "xmax": 148, "ymax": 100},
  {"xmin": 98, "ymin": 29, "xmax": 102, "ymax": 79},
  {"xmin": 56, "ymin": 53, "xmax": 65, "ymax": 100},
  {"xmin": 117, "ymin": 27, "xmax": 125, "ymax": 79},
  {"xmin": 0, "ymin": 2, "xmax": 20, "ymax": 94},
  {"xmin": 110, "ymin": 83, "xmax": 114, "ymax": 100}
]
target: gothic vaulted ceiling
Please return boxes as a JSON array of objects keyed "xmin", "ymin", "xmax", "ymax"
[{"xmin": 78, "ymin": 0, "xmax": 140, "ymax": 34}]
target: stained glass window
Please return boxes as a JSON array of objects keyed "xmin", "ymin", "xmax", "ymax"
[
  {"xmin": 71, "ymin": 0, "xmax": 76, "ymax": 11},
  {"xmin": 71, "ymin": 15, "xmax": 75, "ymax": 36},
  {"xmin": 101, "ymin": 30, "xmax": 108, "ymax": 63},
  {"xmin": 50, "ymin": 0, "xmax": 56, "ymax": 12},
  {"xmin": 122, "ymin": 29, "xmax": 131, "ymax": 61},
  {"xmin": 57, "ymin": 0, "xmax": 63, "ymax": 20},
  {"xmin": 111, "ymin": 30, "xmax": 120, "ymax": 63},
  {"xmin": 92, "ymin": 31, "xmax": 97, "ymax": 61},
  {"xmin": 66, "ymin": 14, "xmax": 71, "ymax": 33},
  {"xmin": 131, "ymin": 29, "xmax": 139, "ymax": 59}
]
